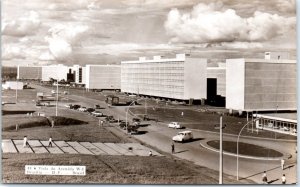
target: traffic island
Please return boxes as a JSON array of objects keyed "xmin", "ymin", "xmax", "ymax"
[{"xmin": 200, "ymin": 140, "xmax": 291, "ymax": 160}]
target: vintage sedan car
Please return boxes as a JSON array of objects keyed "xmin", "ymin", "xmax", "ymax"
[{"xmin": 168, "ymin": 122, "xmax": 183, "ymax": 129}]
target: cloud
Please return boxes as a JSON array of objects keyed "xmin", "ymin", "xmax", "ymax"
[
  {"xmin": 164, "ymin": 3, "xmax": 296, "ymax": 45},
  {"xmin": 275, "ymin": 0, "xmax": 296, "ymax": 13},
  {"xmin": 45, "ymin": 24, "xmax": 89, "ymax": 61},
  {"xmin": 2, "ymin": 11, "xmax": 41, "ymax": 36},
  {"xmin": 39, "ymin": 51, "xmax": 56, "ymax": 61},
  {"xmin": 2, "ymin": 46, "xmax": 26, "ymax": 60}
]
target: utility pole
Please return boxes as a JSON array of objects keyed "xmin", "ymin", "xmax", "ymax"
[
  {"xmin": 55, "ymin": 81, "xmax": 58, "ymax": 116},
  {"xmin": 215, "ymin": 116, "xmax": 226, "ymax": 184}
]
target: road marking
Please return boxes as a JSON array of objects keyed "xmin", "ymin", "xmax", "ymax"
[
  {"xmin": 54, "ymin": 141, "xmax": 78, "ymax": 154},
  {"xmin": 40, "ymin": 141, "xmax": 64, "ymax": 154},
  {"xmin": 28, "ymin": 140, "xmax": 48, "ymax": 154},
  {"xmin": 92, "ymin": 143, "xmax": 122, "ymax": 155},
  {"xmin": 104, "ymin": 143, "xmax": 135, "ymax": 156},
  {"xmin": 2, "ymin": 139, "xmax": 18, "ymax": 153},
  {"xmin": 12, "ymin": 140, "xmax": 33, "ymax": 153},
  {"xmin": 79, "ymin": 142, "xmax": 107, "ymax": 155},
  {"xmin": 67, "ymin": 142, "xmax": 94, "ymax": 155}
]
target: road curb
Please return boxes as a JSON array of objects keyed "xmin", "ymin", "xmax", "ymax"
[
  {"xmin": 199, "ymin": 141, "xmax": 291, "ymax": 161},
  {"xmin": 189, "ymin": 128, "xmax": 297, "ymax": 143}
]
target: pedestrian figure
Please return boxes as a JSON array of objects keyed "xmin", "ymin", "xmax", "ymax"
[
  {"xmin": 48, "ymin": 136, "xmax": 53, "ymax": 147},
  {"xmin": 281, "ymin": 159, "xmax": 285, "ymax": 170},
  {"xmin": 51, "ymin": 120, "xmax": 55, "ymax": 128},
  {"xmin": 295, "ymin": 146, "xmax": 297, "ymax": 154},
  {"xmin": 171, "ymin": 143, "xmax": 175, "ymax": 154},
  {"xmin": 282, "ymin": 174, "xmax": 286, "ymax": 184},
  {"xmin": 149, "ymin": 150, "xmax": 152, "ymax": 156},
  {"xmin": 16, "ymin": 124, "xmax": 19, "ymax": 131},
  {"xmin": 23, "ymin": 136, "xmax": 29, "ymax": 147},
  {"xmin": 262, "ymin": 171, "xmax": 268, "ymax": 184},
  {"xmin": 101, "ymin": 120, "xmax": 104, "ymax": 127}
]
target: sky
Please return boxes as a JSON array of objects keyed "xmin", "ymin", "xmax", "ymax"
[{"xmin": 2, "ymin": 0, "xmax": 297, "ymax": 66}]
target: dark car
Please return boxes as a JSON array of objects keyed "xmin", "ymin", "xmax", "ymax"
[
  {"xmin": 94, "ymin": 104, "xmax": 101, "ymax": 109},
  {"xmin": 119, "ymin": 121, "xmax": 129, "ymax": 129},
  {"xmin": 132, "ymin": 118, "xmax": 141, "ymax": 122},
  {"xmin": 72, "ymin": 104, "xmax": 81, "ymax": 110},
  {"xmin": 86, "ymin": 108, "xmax": 95, "ymax": 113}
]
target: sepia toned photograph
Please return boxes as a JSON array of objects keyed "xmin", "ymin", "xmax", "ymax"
[{"xmin": 1, "ymin": 0, "xmax": 297, "ymax": 184}]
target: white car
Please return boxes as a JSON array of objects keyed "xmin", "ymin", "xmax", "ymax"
[
  {"xmin": 78, "ymin": 107, "xmax": 87, "ymax": 112},
  {"xmin": 281, "ymin": 127, "xmax": 290, "ymax": 131},
  {"xmin": 91, "ymin": 111, "xmax": 103, "ymax": 117},
  {"xmin": 64, "ymin": 104, "xmax": 72, "ymax": 108},
  {"xmin": 168, "ymin": 122, "xmax": 182, "ymax": 129},
  {"xmin": 172, "ymin": 131, "xmax": 193, "ymax": 142}
]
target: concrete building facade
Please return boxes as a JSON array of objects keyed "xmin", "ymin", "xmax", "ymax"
[
  {"xmin": 17, "ymin": 66, "xmax": 42, "ymax": 80},
  {"xmin": 42, "ymin": 64, "xmax": 69, "ymax": 82},
  {"xmin": 85, "ymin": 65, "xmax": 121, "ymax": 90},
  {"xmin": 226, "ymin": 58, "xmax": 296, "ymax": 112},
  {"xmin": 121, "ymin": 54, "xmax": 207, "ymax": 102},
  {"xmin": 207, "ymin": 63, "xmax": 226, "ymax": 97}
]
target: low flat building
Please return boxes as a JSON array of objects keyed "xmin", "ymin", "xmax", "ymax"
[
  {"xmin": 254, "ymin": 113, "xmax": 297, "ymax": 136},
  {"xmin": 2, "ymin": 81, "xmax": 24, "ymax": 90},
  {"xmin": 226, "ymin": 58, "xmax": 296, "ymax": 112},
  {"xmin": 85, "ymin": 65, "xmax": 120, "ymax": 90},
  {"xmin": 121, "ymin": 54, "xmax": 207, "ymax": 104}
]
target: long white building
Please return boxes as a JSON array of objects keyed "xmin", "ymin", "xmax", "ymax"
[
  {"xmin": 226, "ymin": 58, "xmax": 296, "ymax": 112},
  {"xmin": 85, "ymin": 65, "xmax": 121, "ymax": 90},
  {"xmin": 17, "ymin": 65, "xmax": 42, "ymax": 80},
  {"xmin": 121, "ymin": 54, "xmax": 207, "ymax": 103},
  {"xmin": 42, "ymin": 64, "xmax": 69, "ymax": 82}
]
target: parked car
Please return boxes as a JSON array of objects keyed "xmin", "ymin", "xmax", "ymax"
[
  {"xmin": 78, "ymin": 107, "xmax": 87, "ymax": 112},
  {"xmin": 94, "ymin": 104, "xmax": 101, "ymax": 109},
  {"xmin": 86, "ymin": 108, "xmax": 95, "ymax": 113},
  {"xmin": 281, "ymin": 127, "xmax": 290, "ymax": 131},
  {"xmin": 132, "ymin": 118, "xmax": 141, "ymax": 125},
  {"xmin": 72, "ymin": 104, "xmax": 81, "ymax": 110},
  {"xmin": 51, "ymin": 90, "xmax": 56, "ymax": 94},
  {"xmin": 119, "ymin": 121, "xmax": 129, "ymax": 129},
  {"xmin": 172, "ymin": 131, "xmax": 193, "ymax": 142},
  {"xmin": 127, "ymin": 124, "xmax": 139, "ymax": 134},
  {"xmin": 65, "ymin": 104, "xmax": 73, "ymax": 108},
  {"xmin": 105, "ymin": 116, "xmax": 117, "ymax": 123},
  {"xmin": 168, "ymin": 122, "xmax": 182, "ymax": 129},
  {"xmin": 91, "ymin": 111, "xmax": 103, "ymax": 117}
]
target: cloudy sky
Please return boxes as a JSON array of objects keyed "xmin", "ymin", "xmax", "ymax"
[{"xmin": 2, "ymin": 0, "xmax": 296, "ymax": 66}]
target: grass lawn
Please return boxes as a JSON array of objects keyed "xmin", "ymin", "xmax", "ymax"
[
  {"xmin": 2, "ymin": 153, "xmax": 253, "ymax": 184},
  {"xmin": 207, "ymin": 141, "xmax": 283, "ymax": 158},
  {"xmin": 130, "ymin": 107, "xmax": 296, "ymax": 140}
]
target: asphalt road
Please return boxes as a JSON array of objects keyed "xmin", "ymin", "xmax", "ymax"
[{"xmin": 30, "ymin": 84, "xmax": 297, "ymax": 184}]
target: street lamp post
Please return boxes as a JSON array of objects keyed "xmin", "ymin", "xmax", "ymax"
[
  {"xmin": 214, "ymin": 116, "xmax": 226, "ymax": 184},
  {"xmin": 55, "ymin": 81, "xmax": 58, "ymax": 116},
  {"xmin": 237, "ymin": 118, "xmax": 260, "ymax": 181},
  {"xmin": 125, "ymin": 98, "xmax": 148, "ymax": 133},
  {"xmin": 15, "ymin": 79, "xmax": 18, "ymax": 103}
]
